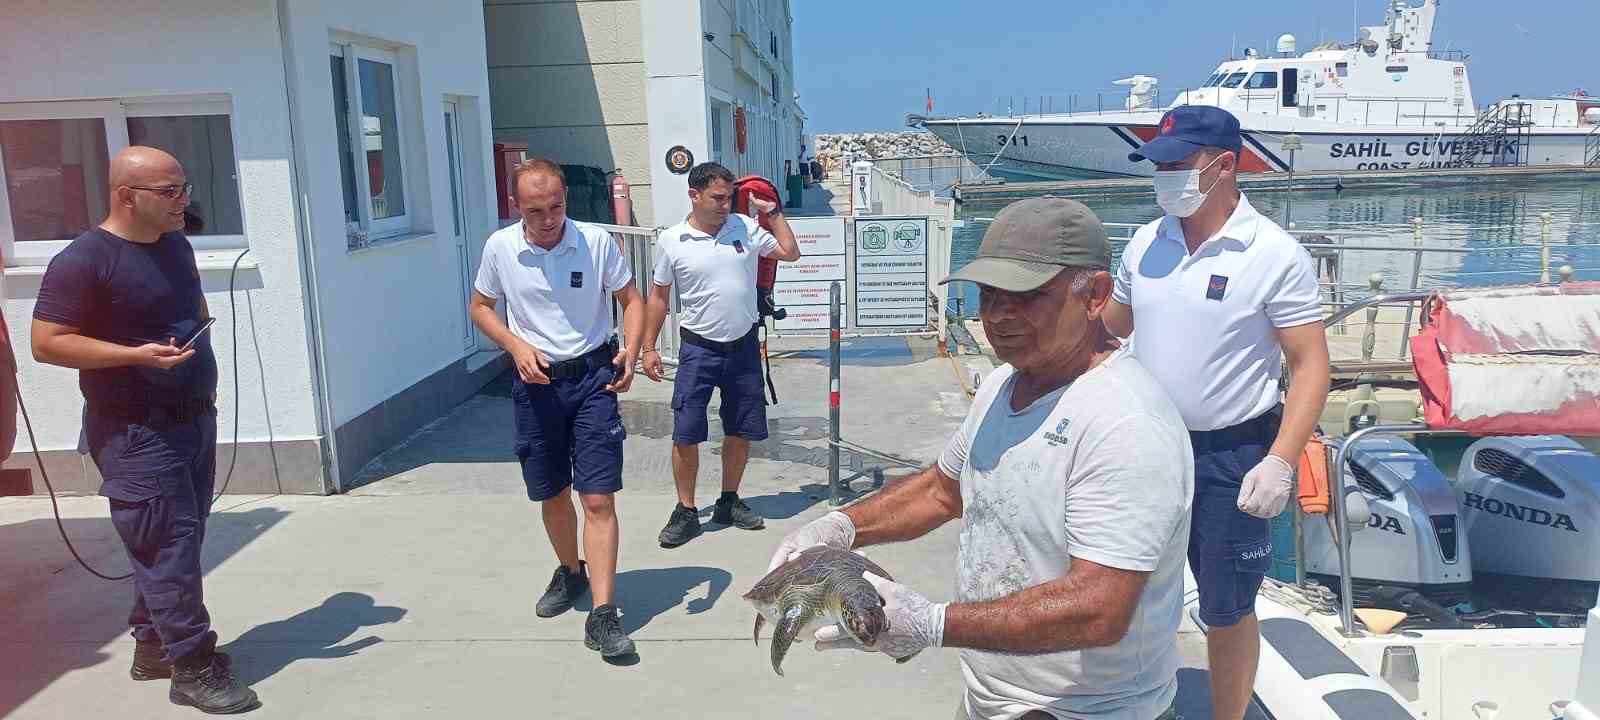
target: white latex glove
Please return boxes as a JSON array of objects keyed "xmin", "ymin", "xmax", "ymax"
[
  {"xmin": 814, "ymin": 572, "xmax": 945, "ymax": 660},
  {"xmin": 1238, "ymin": 454, "xmax": 1295, "ymax": 518},
  {"xmin": 766, "ymin": 511, "xmax": 856, "ymax": 573}
]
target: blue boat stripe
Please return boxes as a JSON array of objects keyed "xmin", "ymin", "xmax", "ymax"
[
  {"xmin": 1109, "ymin": 126, "xmax": 1142, "ymax": 150},
  {"xmin": 1242, "ymin": 133, "xmax": 1290, "ymax": 171}
]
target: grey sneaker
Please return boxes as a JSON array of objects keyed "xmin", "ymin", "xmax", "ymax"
[
  {"xmin": 584, "ymin": 604, "xmax": 636, "ymax": 657},
  {"xmin": 658, "ymin": 504, "xmax": 702, "ymax": 548},
  {"xmin": 536, "ymin": 561, "xmax": 589, "ymax": 618},
  {"xmin": 712, "ymin": 494, "xmax": 765, "ymax": 530}
]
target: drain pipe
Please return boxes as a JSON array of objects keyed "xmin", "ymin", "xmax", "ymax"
[{"xmin": 273, "ymin": 0, "xmax": 343, "ymax": 493}]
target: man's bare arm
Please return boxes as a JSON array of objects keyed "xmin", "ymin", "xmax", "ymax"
[
  {"xmin": 31, "ymin": 319, "xmax": 188, "ymax": 370},
  {"xmin": 1271, "ymin": 320, "xmax": 1331, "ymax": 463},
  {"xmin": 642, "ymin": 282, "xmax": 672, "ymax": 350},
  {"xmin": 844, "ymin": 464, "xmax": 962, "ymax": 547},
  {"xmin": 942, "ymin": 557, "xmax": 1149, "ymax": 653},
  {"xmin": 765, "ymin": 213, "xmax": 801, "ymax": 262}
]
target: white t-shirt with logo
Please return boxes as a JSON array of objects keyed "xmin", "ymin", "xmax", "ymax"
[
  {"xmin": 473, "ymin": 218, "xmax": 632, "ymax": 361},
  {"xmin": 652, "ymin": 214, "xmax": 779, "ymax": 343},
  {"xmin": 938, "ymin": 348, "xmax": 1194, "ymax": 720},
  {"xmin": 1113, "ymin": 193, "xmax": 1321, "ymax": 431}
]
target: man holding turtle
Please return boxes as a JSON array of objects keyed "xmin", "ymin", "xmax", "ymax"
[{"xmin": 768, "ymin": 198, "xmax": 1193, "ymax": 720}]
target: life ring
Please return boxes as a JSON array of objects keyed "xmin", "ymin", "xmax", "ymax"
[{"xmin": 734, "ymin": 107, "xmax": 748, "ymax": 154}]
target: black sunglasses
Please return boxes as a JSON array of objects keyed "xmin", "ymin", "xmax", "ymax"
[{"xmin": 128, "ymin": 183, "xmax": 193, "ymax": 199}]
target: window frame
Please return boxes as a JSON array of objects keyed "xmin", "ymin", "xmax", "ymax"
[
  {"xmin": 330, "ymin": 41, "xmax": 414, "ymax": 245},
  {"xmin": 0, "ymin": 96, "xmax": 243, "ymax": 268},
  {"xmin": 1246, "ymin": 71, "xmax": 1279, "ymax": 90}
]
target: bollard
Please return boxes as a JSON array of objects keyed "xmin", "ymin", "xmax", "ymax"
[
  {"xmin": 1540, "ymin": 212, "xmax": 1553, "ymax": 284},
  {"xmin": 1361, "ymin": 273, "xmax": 1383, "ymax": 362},
  {"xmin": 829, "ymin": 281, "xmax": 843, "ymax": 507},
  {"xmin": 1559, "ymin": 265, "xmax": 1575, "ymax": 283}
]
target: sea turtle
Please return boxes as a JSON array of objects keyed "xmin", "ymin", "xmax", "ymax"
[{"xmin": 743, "ymin": 546, "xmax": 914, "ymax": 676}]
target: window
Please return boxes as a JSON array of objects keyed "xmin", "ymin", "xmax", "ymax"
[
  {"xmin": 1336, "ymin": 62, "xmax": 1350, "ymax": 78},
  {"xmin": 0, "ymin": 118, "xmax": 109, "ymax": 247},
  {"xmin": 1221, "ymin": 72, "xmax": 1249, "ymax": 88},
  {"xmin": 128, "ymin": 115, "xmax": 242, "ymax": 236},
  {"xmin": 0, "ymin": 98, "xmax": 243, "ymax": 266},
  {"xmin": 709, "ymin": 104, "xmax": 725, "ymax": 162},
  {"xmin": 331, "ymin": 43, "xmax": 412, "ymax": 248},
  {"xmin": 1201, "ymin": 73, "xmax": 1224, "ymax": 88},
  {"xmin": 1247, "ymin": 71, "xmax": 1279, "ymax": 90}
]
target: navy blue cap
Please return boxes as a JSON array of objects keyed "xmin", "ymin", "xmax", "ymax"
[{"xmin": 1127, "ymin": 105, "xmax": 1243, "ymax": 163}]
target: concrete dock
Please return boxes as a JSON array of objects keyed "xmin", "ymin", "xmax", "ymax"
[
  {"xmin": 0, "ymin": 335, "xmax": 1229, "ymax": 719},
  {"xmin": 953, "ymin": 164, "xmax": 1600, "ymax": 204}
]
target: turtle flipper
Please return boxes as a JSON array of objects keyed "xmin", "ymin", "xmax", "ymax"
[
  {"xmin": 752, "ymin": 614, "xmax": 765, "ymax": 646},
  {"xmin": 770, "ymin": 600, "xmax": 815, "ymax": 677}
]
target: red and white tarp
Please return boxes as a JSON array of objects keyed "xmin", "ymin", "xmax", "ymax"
[{"xmin": 1410, "ymin": 282, "xmax": 1600, "ymax": 435}]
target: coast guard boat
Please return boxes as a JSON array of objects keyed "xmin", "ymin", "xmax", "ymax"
[{"xmin": 910, "ymin": 0, "xmax": 1600, "ymax": 179}]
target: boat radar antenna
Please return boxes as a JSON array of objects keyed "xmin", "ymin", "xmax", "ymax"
[{"xmin": 1114, "ymin": 75, "xmax": 1160, "ymax": 111}]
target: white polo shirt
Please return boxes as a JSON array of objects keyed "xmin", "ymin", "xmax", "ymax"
[
  {"xmin": 473, "ymin": 218, "xmax": 632, "ymax": 361},
  {"xmin": 939, "ymin": 349, "xmax": 1193, "ymax": 720},
  {"xmin": 652, "ymin": 214, "xmax": 779, "ymax": 343},
  {"xmin": 1114, "ymin": 194, "xmax": 1322, "ymax": 431}
]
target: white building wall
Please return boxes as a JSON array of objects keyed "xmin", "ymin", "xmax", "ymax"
[
  {"xmin": 484, "ymin": 0, "xmax": 657, "ymax": 225},
  {"xmin": 643, "ymin": 0, "xmax": 802, "ymax": 224},
  {"xmin": 279, "ymin": 0, "xmax": 499, "ymax": 435},
  {"xmin": 0, "ymin": 0, "xmax": 321, "ymax": 484},
  {"xmin": 1, "ymin": 0, "xmax": 502, "ymax": 492}
]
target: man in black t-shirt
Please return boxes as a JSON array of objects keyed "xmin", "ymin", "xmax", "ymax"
[{"xmin": 31, "ymin": 146, "xmax": 257, "ymax": 714}]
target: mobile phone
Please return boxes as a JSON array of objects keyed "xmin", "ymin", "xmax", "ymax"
[{"xmin": 177, "ymin": 318, "xmax": 216, "ymax": 352}]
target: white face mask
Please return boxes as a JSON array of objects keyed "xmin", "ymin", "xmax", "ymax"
[{"xmin": 1152, "ymin": 154, "xmax": 1224, "ymax": 218}]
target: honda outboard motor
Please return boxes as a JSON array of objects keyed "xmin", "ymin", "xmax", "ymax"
[
  {"xmin": 1304, "ymin": 436, "xmax": 1472, "ymax": 612},
  {"xmin": 1457, "ymin": 435, "xmax": 1600, "ymax": 613}
]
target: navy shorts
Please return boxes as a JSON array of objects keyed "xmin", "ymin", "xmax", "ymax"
[
  {"xmin": 1188, "ymin": 406, "xmax": 1282, "ymax": 628},
  {"xmin": 671, "ymin": 328, "xmax": 769, "ymax": 445},
  {"xmin": 510, "ymin": 359, "xmax": 625, "ymax": 502}
]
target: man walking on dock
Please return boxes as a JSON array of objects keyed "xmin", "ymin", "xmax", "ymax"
[
  {"xmin": 640, "ymin": 162, "xmax": 801, "ymax": 548},
  {"xmin": 1104, "ymin": 105, "xmax": 1331, "ymax": 720},
  {"xmin": 470, "ymin": 158, "xmax": 646, "ymax": 658}
]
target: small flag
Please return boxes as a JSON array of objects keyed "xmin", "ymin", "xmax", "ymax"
[{"xmin": 926, "ymin": 88, "xmax": 934, "ymax": 113}]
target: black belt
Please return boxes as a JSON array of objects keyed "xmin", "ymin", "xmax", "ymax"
[
  {"xmin": 545, "ymin": 344, "xmax": 615, "ymax": 381},
  {"xmin": 679, "ymin": 324, "xmax": 758, "ymax": 354},
  {"xmin": 102, "ymin": 397, "xmax": 215, "ymax": 424}
]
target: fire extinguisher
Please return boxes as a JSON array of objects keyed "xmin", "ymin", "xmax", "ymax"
[
  {"xmin": 609, "ymin": 169, "xmax": 633, "ymax": 227},
  {"xmin": 734, "ymin": 173, "xmax": 785, "ymax": 403}
]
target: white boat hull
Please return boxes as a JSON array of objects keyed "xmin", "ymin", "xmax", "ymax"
[{"xmin": 923, "ymin": 115, "xmax": 1594, "ymax": 180}]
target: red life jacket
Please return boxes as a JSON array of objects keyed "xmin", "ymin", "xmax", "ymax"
[{"xmin": 733, "ymin": 174, "xmax": 782, "ymax": 293}]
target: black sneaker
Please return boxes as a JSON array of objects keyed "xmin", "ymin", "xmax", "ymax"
[
  {"xmin": 131, "ymin": 639, "xmax": 171, "ymax": 681},
  {"xmin": 584, "ymin": 604, "xmax": 636, "ymax": 657},
  {"xmin": 535, "ymin": 561, "xmax": 590, "ymax": 618},
  {"xmin": 712, "ymin": 494, "xmax": 765, "ymax": 530},
  {"xmin": 169, "ymin": 651, "xmax": 257, "ymax": 714},
  {"xmin": 657, "ymin": 504, "xmax": 702, "ymax": 548}
]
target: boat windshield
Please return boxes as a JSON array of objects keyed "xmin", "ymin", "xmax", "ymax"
[
  {"xmin": 1220, "ymin": 72, "xmax": 1248, "ymax": 88},
  {"xmin": 1201, "ymin": 72, "xmax": 1224, "ymax": 88}
]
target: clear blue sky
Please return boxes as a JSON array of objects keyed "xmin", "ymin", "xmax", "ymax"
[{"xmin": 793, "ymin": 0, "xmax": 1599, "ymax": 133}]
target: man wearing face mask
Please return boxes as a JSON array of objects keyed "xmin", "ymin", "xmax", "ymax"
[{"xmin": 1102, "ymin": 106, "xmax": 1330, "ymax": 720}]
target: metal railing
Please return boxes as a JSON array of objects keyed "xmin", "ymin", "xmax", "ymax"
[
  {"xmin": 871, "ymin": 154, "xmax": 995, "ymax": 193},
  {"xmin": 1587, "ymin": 123, "xmax": 1600, "ymax": 167},
  {"xmin": 593, "ymin": 222, "xmax": 680, "ymax": 364}
]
